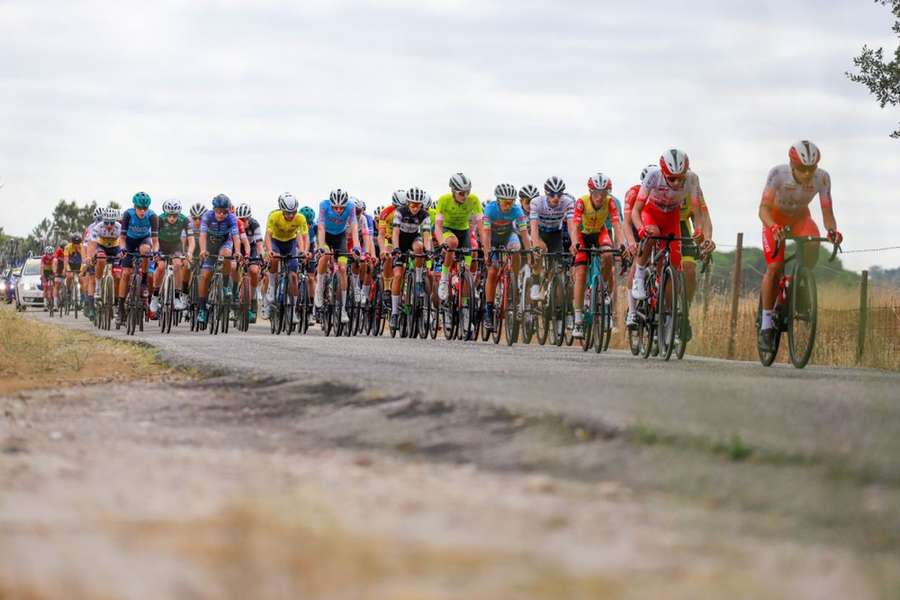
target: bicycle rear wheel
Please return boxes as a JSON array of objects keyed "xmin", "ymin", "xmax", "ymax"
[
  {"xmin": 492, "ymin": 276, "xmax": 505, "ymax": 345},
  {"xmin": 582, "ymin": 282, "xmax": 596, "ymax": 352},
  {"xmin": 788, "ymin": 265, "xmax": 817, "ymax": 369},
  {"xmin": 562, "ymin": 279, "xmax": 575, "ymax": 347}
]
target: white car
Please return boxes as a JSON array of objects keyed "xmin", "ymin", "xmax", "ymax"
[{"xmin": 15, "ymin": 258, "xmax": 47, "ymax": 310}]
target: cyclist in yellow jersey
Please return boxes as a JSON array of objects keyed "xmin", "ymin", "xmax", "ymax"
[
  {"xmin": 434, "ymin": 172, "xmax": 482, "ymax": 301},
  {"xmin": 263, "ymin": 193, "xmax": 309, "ymax": 317},
  {"xmin": 677, "ymin": 178, "xmax": 715, "ymax": 340}
]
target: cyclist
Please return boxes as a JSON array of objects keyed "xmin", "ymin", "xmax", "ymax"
[
  {"xmin": 300, "ymin": 205, "xmax": 318, "ymax": 313},
  {"xmin": 39, "ymin": 245, "xmax": 55, "ymax": 307},
  {"xmin": 571, "ymin": 173, "xmax": 627, "ymax": 339},
  {"xmin": 378, "ymin": 190, "xmax": 406, "ymax": 306},
  {"xmin": 482, "ymin": 183, "xmax": 531, "ymax": 330},
  {"xmin": 117, "ymin": 192, "xmax": 159, "ymax": 326},
  {"xmin": 518, "ymin": 184, "xmax": 540, "ymax": 246},
  {"xmin": 434, "ymin": 173, "xmax": 482, "ymax": 301},
  {"xmin": 151, "ymin": 200, "xmax": 192, "ymax": 315},
  {"xmin": 388, "ymin": 187, "xmax": 434, "ymax": 329},
  {"xmin": 631, "ymin": 150, "xmax": 705, "ymax": 302},
  {"xmin": 235, "ymin": 203, "xmax": 264, "ymax": 323},
  {"xmin": 263, "ymin": 193, "xmax": 309, "ymax": 319},
  {"xmin": 52, "ymin": 243, "xmax": 66, "ymax": 302},
  {"xmin": 315, "ymin": 189, "xmax": 360, "ymax": 324},
  {"xmin": 197, "ymin": 194, "xmax": 242, "ymax": 325},
  {"xmin": 677, "ymin": 173, "xmax": 716, "ymax": 340},
  {"xmin": 63, "ymin": 234, "xmax": 85, "ymax": 310},
  {"xmin": 352, "ymin": 197, "xmax": 376, "ymax": 307},
  {"xmin": 182, "ymin": 202, "xmax": 205, "ymax": 298},
  {"xmin": 528, "ymin": 176, "xmax": 575, "ymax": 301},
  {"xmin": 757, "ymin": 140, "xmax": 842, "ymax": 353},
  {"xmin": 86, "ymin": 208, "xmax": 122, "ymax": 315},
  {"xmin": 623, "ymin": 165, "xmax": 655, "ymax": 328}
]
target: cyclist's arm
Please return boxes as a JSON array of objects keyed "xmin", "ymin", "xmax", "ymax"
[
  {"xmin": 199, "ymin": 231, "xmax": 208, "ymax": 256},
  {"xmin": 364, "ymin": 226, "xmax": 375, "ymax": 257},
  {"xmin": 317, "ymin": 221, "xmax": 326, "ymax": 250},
  {"xmin": 479, "ymin": 216, "xmax": 492, "ymax": 253},
  {"xmin": 350, "ymin": 218, "xmax": 360, "ymax": 254},
  {"xmin": 433, "ymin": 212, "xmax": 444, "ymax": 244},
  {"xmin": 391, "ymin": 220, "xmax": 400, "ymax": 249},
  {"xmin": 758, "ymin": 188, "xmax": 778, "ymax": 229},
  {"xmin": 631, "ymin": 195, "xmax": 646, "ymax": 232},
  {"xmin": 517, "ymin": 219, "xmax": 532, "ymax": 250},
  {"xmin": 186, "ymin": 233, "xmax": 195, "ymax": 257},
  {"xmin": 377, "ymin": 217, "xmax": 388, "ymax": 250},
  {"xmin": 608, "ymin": 199, "xmax": 626, "ymax": 249},
  {"xmin": 819, "ymin": 173, "xmax": 837, "ymax": 233},
  {"xmin": 241, "ymin": 232, "xmax": 250, "ymax": 257},
  {"xmin": 572, "ymin": 200, "xmax": 585, "ymax": 247},
  {"xmin": 150, "ymin": 214, "xmax": 160, "ymax": 253}
]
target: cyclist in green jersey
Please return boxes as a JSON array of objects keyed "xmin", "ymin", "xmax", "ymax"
[
  {"xmin": 433, "ymin": 172, "xmax": 482, "ymax": 301},
  {"xmin": 151, "ymin": 200, "xmax": 193, "ymax": 313}
]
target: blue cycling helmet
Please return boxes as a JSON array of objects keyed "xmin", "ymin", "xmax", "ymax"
[
  {"xmin": 299, "ymin": 206, "xmax": 315, "ymax": 225},
  {"xmin": 132, "ymin": 191, "xmax": 151, "ymax": 209},
  {"xmin": 211, "ymin": 193, "xmax": 232, "ymax": 209}
]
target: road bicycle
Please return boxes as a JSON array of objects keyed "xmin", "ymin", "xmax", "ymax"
[
  {"xmin": 487, "ymin": 249, "xmax": 532, "ymax": 346},
  {"xmin": 578, "ymin": 247, "xmax": 627, "ymax": 353},
  {"xmin": 120, "ymin": 252, "xmax": 152, "ymax": 336},
  {"xmin": 756, "ymin": 232, "xmax": 841, "ymax": 369},
  {"xmin": 205, "ymin": 255, "xmax": 237, "ymax": 335}
]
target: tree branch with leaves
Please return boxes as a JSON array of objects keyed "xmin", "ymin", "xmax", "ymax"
[{"xmin": 847, "ymin": 0, "xmax": 900, "ymax": 138}]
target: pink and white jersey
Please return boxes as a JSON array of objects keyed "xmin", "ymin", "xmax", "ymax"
[
  {"xmin": 763, "ymin": 164, "xmax": 831, "ymax": 217},
  {"xmin": 638, "ymin": 169, "xmax": 702, "ymax": 213}
]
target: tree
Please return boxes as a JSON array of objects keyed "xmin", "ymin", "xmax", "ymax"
[
  {"xmin": 847, "ymin": 0, "xmax": 900, "ymax": 138},
  {"xmin": 49, "ymin": 199, "xmax": 100, "ymax": 241}
]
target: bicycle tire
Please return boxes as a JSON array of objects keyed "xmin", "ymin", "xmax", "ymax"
[
  {"xmin": 674, "ymin": 272, "xmax": 688, "ymax": 360},
  {"xmin": 788, "ymin": 264, "xmax": 817, "ymax": 369},
  {"xmin": 658, "ymin": 265, "xmax": 677, "ymax": 360}
]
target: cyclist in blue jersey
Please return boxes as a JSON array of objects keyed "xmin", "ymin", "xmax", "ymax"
[
  {"xmin": 482, "ymin": 184, "xmax": 531, "ymax": 329},
  {"xmin": 314, "ymin": 189, "xmax": 360, "ymax": 324},
  {"xmin": 197, "ymin": 194, "xmax": 242, "ymax": 325},
  {"xmin": 116, "ymin": 192, "xmax": 159, "ymax": 326}
]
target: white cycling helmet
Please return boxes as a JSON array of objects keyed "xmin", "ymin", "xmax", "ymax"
[
  {"xmin": 93, "ymin": 206, "xmax": 104, "ymax": 221},
  {"xmin": 236, "ymin": 203, "xmax": 252, "ymax": 219},
  {"xmin": 519, "ymin": 184, "xmax": 539, "ymax": 201},
  {"xmin": 162, "ymin": 199, "xmax": 182, "ymax": 215},
  {"xmin": 494, "ymin": 183, "xmax": 517, "ymax": 201},
  {"xmin": 449, "ymin": 172, "xmax": 472, "ymax": 193},
  {"xmin": 329, "ymin": 189, "xmax": 349, "ymax": 207},
  {"xmin": 659, "ymin": 149, "xmax": 689, "ymax": 178},
  {"xmin": 189, "ymin": 202, "xmax": 207, "ymax": 218},
  {"xmin": 406, "ymin": 187, "xmax": 430, "ymax": 206},
  {"xmin": 544, "ymin": 175, "xmax": 566, "ymax": 195},
  {"xmin": 587, "ymin": 173, "xmax": 612, "ymax": 192},
  {"xmin": 351, "ymin": 197, "xmax": 365, "ymax": 211},
  {"xmin": 640, "ymin": 164, "xmax": 656, "ymax": 183},
  {"xmin": 391, "ymin": 190, "xmax": 407, "ymax": 207},
  {"xmin": 278, "ymin": 192, "xmax": 299, "ymax": 212},
  {"xmin": 44, "ymin": 245, "xmax": 54, "ymax": 254},
  {"xmin": 789, "ymin": 140, "xmax": 821, "ymax": 167}
]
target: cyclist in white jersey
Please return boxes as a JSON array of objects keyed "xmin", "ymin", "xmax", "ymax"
[{"xmin": 757, "ymin": 140, "xmax": 842, "ymax": 352}]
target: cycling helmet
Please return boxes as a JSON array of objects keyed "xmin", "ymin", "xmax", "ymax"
[
  {"xmin": 449, "ymin": 172, "xmax": 472, "ymax": 193},
  {"xmin": 70, "ymin": 233, "xmax": 82, "ymax": 244},
  {"xmin": 519, "ymin": 184, "xmax": 539, "ymax": 201},
  {"xmin": 299, "ymin": 206, "xmax": 315, "ymax": 224},
  {"xmin": 789, "ymin": 140, "xmax": 820, "ymax": 168},
  {"xmin": 640, "ymin": 164, "xmax": 656, "ymax": 183},
  {"xmin": 44, "ymin": 245, "xmax": 54, "ymax": 254},
  {"xmin": 211, "ymin": 193, "xmax": 232, "ymax": 209},
  {"xmin": 93, "ymin": 206, "xmax": 104, "ymax": 221},
  {"xmin": 329, "ymin": 189, "xmax": 349, "ymax": 207},
  {"xmin": 351, "ymin": 197, "xmax": 365, "ymax": 212},
  {"xmin": 406, "ymin": 187, "xmax": 430, "ymax": 206},
  {"xmin": 102, "ymin": 207, "xmax": 119, "ymax": 223},
  {"xmin": 236, "ymin": 203, "xmax": 252, "ymax": 219},
  {"xmin": 659, "ymin": 149, "xmax": 689, "ymax": 178},
  {"xmin": 189, "ymin": 202, "xmax": 207, "ymax": 218},
  {"xmin": 391, "ymin": 189, "xmax": 407, "ymax": 207},
  {"xmin": 132, "ymin": 191, "xmax": 151, "ymax": 209},
  {"xmin": 162, "ymin": 199, "xmax": 182, "ymax": 215},
  {"xmin": 587, "ymin": 173, "xmax": 612, "ymax": 192},
  {"xmin": 544, "ymin": 176, "xmax": 566, "ymax": 195},
  {"xmin": 278, "ymin": 192, "xmax": 298, "ymax": 212},
  {"xmin": 494, "ymin": 183, "xmax": 517, "ymax": 201}
]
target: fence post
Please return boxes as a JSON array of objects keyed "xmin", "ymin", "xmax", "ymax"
[
  {"xmin": 857, "ymin": 270, "xmax": 868, "ymax": 364},
  {"xmin": 701, "ymin": 259, "xmax": 713, "ymax": 321},
  {"xmin": 727, "ymin": 232, "xmax": 743, "ymax": 360}
]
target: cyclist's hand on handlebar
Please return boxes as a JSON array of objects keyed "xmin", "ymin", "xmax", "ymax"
[
  {"xmin": 701, "ymin": 239, "xmax": 716, "ymax": 254},
  {"xmin": 827, "ymin": 229, "xmax": 843, "ymax": 246}
]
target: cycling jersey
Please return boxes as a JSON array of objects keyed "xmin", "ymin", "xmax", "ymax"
[
  {"xmin": 379, "ymin": 206, "xmax": 396, "ymax": 242},
  {"xmin": 762, "ymin": 164, "xmax": 832, "ymax": 224},
  {"xmin": 200, "ymin": 210, "xmax": 239, "ymax": 241},
  {"xmin": 87, "ymin": 221, "xmax": 122, "ymax": 247},
  {"xmin": 357, "ymin": 212, "xmax": 374, "ymax": 240},
  {"xmin": 529, "ymin": 194, "xmax": 575, "ymax": 233},
  {"xmin": 158, "ymin": 214, "xmax": 192, "ymax": 251},
  {"xmin": 574, "ymin": 194, "xmax": 619, "ymax": 237},
  {"xmin": 482, "ymin": 200, "xmax": 527, "ymax": 243},
  {"xmin": 638, "ymin": 169, "xmax": 702, "ymax": 214},
  {"xmin": 435, "ymin": 193, "xmax": 482, "ymax": 231},
  {"xmin": 40, "ymin": 254, "xmax": 54, "ymax": 273},
  {"xmin": 392, "ymin": 205, "xmax": 432, "ymax": 252},
  {"xmin": 318, "ymin": 200, "xmax": 356, "ymax": 235},
  {"xmin": 266, "ymin": 209, "xmax": 309, "ymax": 242},
  {"xmin": 120, "ymin": 208, "xmax": 159, "ymax": 240}
]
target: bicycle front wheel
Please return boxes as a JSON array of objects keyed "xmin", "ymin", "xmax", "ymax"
[
  {"xmin": 657, "ymin": 266, "xmax": 678, "ymax": 360},
  {"xmin": 788, "ymin": 265, "xmax": 817, "ymax": 369}
]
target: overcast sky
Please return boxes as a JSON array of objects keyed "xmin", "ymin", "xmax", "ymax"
[{"xmin": 1, "ymin": 0, "xmax": 899, "ymax": 270}]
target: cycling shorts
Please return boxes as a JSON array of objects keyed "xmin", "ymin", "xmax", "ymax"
[
  {"xmin": 574, "ymin": 229, "xmax": 612, "ymax": 266},
  {"xmin": 641, "ymin": 203, "xmax": 682, "ymax": 270}
]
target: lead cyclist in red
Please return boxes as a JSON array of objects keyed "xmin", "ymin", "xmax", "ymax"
[{"xmin": 757, "ymin": 140, "xmax": 842, "ymax": 353}]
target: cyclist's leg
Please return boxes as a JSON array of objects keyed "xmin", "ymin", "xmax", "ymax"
[{"xmin": 793, "ymin": 214, "xmax": 821, "ymax": 268}]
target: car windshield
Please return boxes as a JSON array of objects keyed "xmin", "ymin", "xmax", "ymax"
[{"xmin": 22, "ymin": 260, "xmax": 41, "ymax": 276}]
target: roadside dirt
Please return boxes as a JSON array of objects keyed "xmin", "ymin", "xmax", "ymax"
[{"xmin": 2, "ymin": 378, "xmax": 896, "ymax": 599}]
